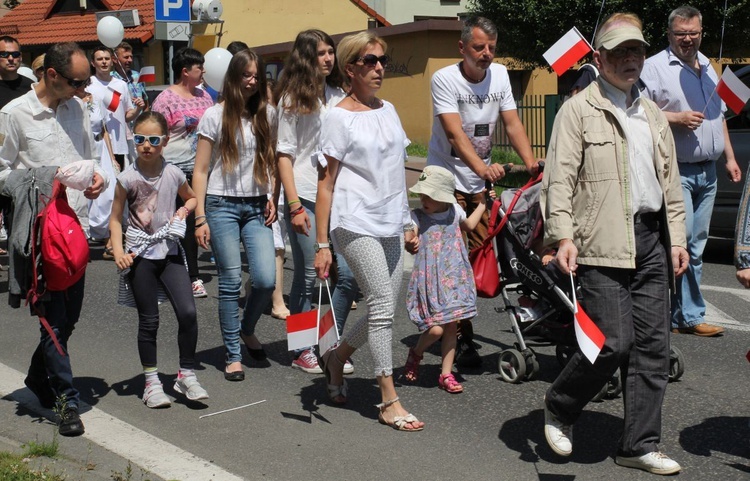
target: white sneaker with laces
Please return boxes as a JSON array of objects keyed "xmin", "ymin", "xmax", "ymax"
[
  {"xmin": 174, "ymin": 375, "xmax": 209, "ymax": 401},
  {"xmin": 615, "ymin": 452, "xmax": 681, "ymax": 475},
  {"xmin": 192, "ymin": 279, "xmax": 208, "ymax": 298},
  {"xmin": 544, "ymin": 400, "xmax": 572, "ymax": 456},
  {"xmin": 143, "ymin": 383, "xmax": 171, "ymax": 408}
]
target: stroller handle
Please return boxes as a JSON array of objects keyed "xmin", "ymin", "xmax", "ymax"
[{"xmin": 486, "ymin": 161, "xmax": 546, "ymax": 190}]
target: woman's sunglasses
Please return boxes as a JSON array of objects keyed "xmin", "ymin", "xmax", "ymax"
[
  {"xmin": 133, "ymin": 135, "xmax": 167, "ymax": 146},
  {"xmin": 355, "ymin": 54, "xmax": 389, "ymax": 68},
  {"xmin": 55, "ymin": 69, "xmax": 91, "ymax": 89},
  {"xmin": 0, "ymin": 51, "xmax": 21, "ymax": 59}
]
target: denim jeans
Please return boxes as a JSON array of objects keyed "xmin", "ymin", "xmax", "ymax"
[
  {"xmin": 546, "ymin": 213, "xmax": 670, "ymax": 457},
  {"xmin": 27, "ymin": 275, "xmax": 86, "ymax": 411},
  {"xmin": 206, "ymin": 195, "xmax": 275, "ymax": 364},
  {"xmin": 671, "ymin": 161, "xmax": 717, "ymax": 329},
  {"xmin": 285, "ymin": 197, "xmax": 358, "ymax": 356}
]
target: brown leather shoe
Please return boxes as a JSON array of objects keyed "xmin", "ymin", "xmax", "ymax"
[{"xmin": 672, "ymin": 323, "xmax": 725, "ymax": 337}]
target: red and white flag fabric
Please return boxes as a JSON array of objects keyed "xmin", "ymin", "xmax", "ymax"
[
  {"xmin": 286, "ymin": 309, "xmax": 318, "ymax": 352},
  {"xmin": 543, "ymin": 27, "xmax": 593, "ymax": 76},
  {"xmin": 103, "ymin": 88, "xmax": 121, "ymax": 112},
  {"xmin": 138, "ymin": 66, "xmax": 156, "ymax": 83},
  {"xmin": 317, "ymin": 309, "xmax": 339, "ymax": 355},
  {"xmin": 573, "ymin": 300, "xmax": 606, "ymax": 364},
  {"xmin": 717, "ymin": 67, "xmax": 750, "ymax": 115}
]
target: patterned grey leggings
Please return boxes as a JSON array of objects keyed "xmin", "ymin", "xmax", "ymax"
[{"xmin": 332, "ymin": 227, "xmax": 404, "ymax": 377}]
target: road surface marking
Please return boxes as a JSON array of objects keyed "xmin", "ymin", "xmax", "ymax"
[
  {"xmin": 703, "ymin": 285, "xmax": 750, "ymax": 331},
  {"xmin": 0, "ymin": 362, "xmax": 243, "ymax": 481}
]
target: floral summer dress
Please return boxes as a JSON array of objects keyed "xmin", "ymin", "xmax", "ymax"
[{"xmin": 407, "ymin": 205, "xmax": 477, "ymax": 332}]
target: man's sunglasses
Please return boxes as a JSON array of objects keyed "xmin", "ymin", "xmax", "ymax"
[
  {"xmin": 133, "ymin": 135, "xmax": 167, "ymax": 146},
  {"xmin": 0, "ymin": 51, "xmax": 21, "ymax": 59},
  {"xmin": 355, "ymin": 54, "xmax": 389, "ymax": 68},
  {"xmin": 55, "ymin": 69, "xmax": 91, "ymax": 89}
]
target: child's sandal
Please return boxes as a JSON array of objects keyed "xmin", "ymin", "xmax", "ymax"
[
  {"xmin": 438, "ymin": 373, "xmax": 463, "ymax": 394},
  {"xmin": 403, "ymin": 348, "xmax": 422, "ymax": 382}
]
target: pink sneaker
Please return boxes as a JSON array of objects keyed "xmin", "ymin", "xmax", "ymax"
[{"xmin": 292, "ymin": 349, "xmax": 323, "ymax": 374}]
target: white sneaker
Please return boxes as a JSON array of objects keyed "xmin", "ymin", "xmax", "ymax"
[
  {"xmin": 143, "ymin": 383, "xmax": 171, "ymax": 408},
  {"xmin": 192, "ymin": 279, "xmax": 208, "ymax": 298},
  {"xmin": 343, "ymin": 358, "xmax": 354, "ymax": 375},
  {"xmin": 544, "ymin": 400, "xmax": 572, "ymax": 456},
  {"xmin": 174, "ymin": 375, "xmax": 209, "ymax": 401},
  {"xmin": 615, "ymin": 452, "xmax": 681, "ymax": 475},
  {"xmin": 0, "ymin": 226, "xmax": 7, "ymax": 241}
]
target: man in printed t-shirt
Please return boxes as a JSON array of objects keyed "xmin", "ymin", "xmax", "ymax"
[{"xmin": 426, "ymin": 16, "xmax": 538, "ymax": 365}]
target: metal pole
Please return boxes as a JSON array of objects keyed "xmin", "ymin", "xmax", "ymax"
[{"xmin": 168, "ymin": 41, "xmax": 174, "ymax": 85}]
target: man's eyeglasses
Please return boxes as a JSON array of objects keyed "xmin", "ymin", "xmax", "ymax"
[
  {"xmin": 604, "ymin": 46, "xmax": 647, "ymax": 59},
  {"xmin": 355, "ymin": 54, "xmax": 389, "ymax": 68},
  {"xmin": 133, "ymin": 134, "xmax": 167, "ymax": 146},
  {"xmin": 0, "ymin": 51, "xmax": 21, "ymax": 59},
  {"xmin": 670, "ymin": 31, "xmax": 702, "ymax": 40},
  {"xmin": 55, "ymin": 69, "xmax": 91, "ymax": 89}
]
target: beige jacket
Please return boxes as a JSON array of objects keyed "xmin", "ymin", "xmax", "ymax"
[{"xmin": 541, "ymin": 79, "xmax": 686, "ymax": 271}]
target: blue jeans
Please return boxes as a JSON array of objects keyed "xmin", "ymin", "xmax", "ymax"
[
  {"xmin": 27, "ymin": 275, "xmax": 86, "ymax": 411},
  {"xmin": 286, "ymin": 197, "xmax": 358, "ymax": 356},
  {"xmin": 672, "ymin": 162, "xmax": 717, "ymax": 329},
  {"xmin": 207, "ymin": 195, "xmax": 276, "ymax": 364}
]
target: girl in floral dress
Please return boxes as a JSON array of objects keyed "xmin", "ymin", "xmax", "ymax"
[{"xmin": 403, "ymin": 166, "xmax": 485, "ymax": 393}]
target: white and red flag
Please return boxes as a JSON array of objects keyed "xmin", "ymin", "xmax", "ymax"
[
  {"xmin": 103, "ymin": 88, "xmax": 121, "ymax": 112},
  {"xmin": 717, "ymin": 67, "xmax": 750, "ymax": 115},
  {"xmin": 317, "ymin": 309, "xmax": 339, "ymax": 355},
  {"xmin": 138, "ymin": 66, "xmax": 156, "ymax": 83},
  {"xmin": 286, "ymin": 309, "xmax": 318, "ymax": 351},
  {"xmin": 567, "ymin": 272, "xmax": 605, "ymax": 364},
  {"xmin": 543, "ymin": 27, "xmax": 593, "ymax": 76}
]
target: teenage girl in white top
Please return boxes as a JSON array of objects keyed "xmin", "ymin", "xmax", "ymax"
[{"xmin": 315, "ymin": 32, "xmax": 424, "ymax": 432}]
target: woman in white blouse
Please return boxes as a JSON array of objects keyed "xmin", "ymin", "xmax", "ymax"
[
  {"xmin": 314, "ymin": 32, "xmax": 424, "ymax": 432},
  {"xmin": 192, "ymin": 49, "xmax": 278, "ymax": 382},
  {"xmin": 275, "ymin": 29, "xmax": 359, "ymax": 375}
]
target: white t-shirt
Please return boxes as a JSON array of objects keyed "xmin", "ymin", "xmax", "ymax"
[
  {"xmin": 86, "ymin": 76, "xmax": 133, "ymax": 155},
  {"xmin": 197, "ymin": 103, "xmax": 276, "ymax": 197},
  {"xmin": 320, "ymin": 101, "xmax": 411, "ymax": 238},
  {"xmin": 427, "ymin": 63, "xmax": 517, "ymax": 194},
  {"xmin": 276, "ymin": 84, "xmax": 346, "ymax": 202}
]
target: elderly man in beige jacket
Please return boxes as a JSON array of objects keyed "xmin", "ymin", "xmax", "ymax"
[{"xmin": 540, "ymin": 13, "xmax": 688, "ymax": 475}]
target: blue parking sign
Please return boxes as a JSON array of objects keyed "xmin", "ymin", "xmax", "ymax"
[{"xmin": 155, "ymin": 0, "xmax": 191, "ymax": 22}]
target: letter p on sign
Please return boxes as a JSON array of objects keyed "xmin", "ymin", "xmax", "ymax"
[
  {"xmin": 155, "ymin": 0, "xmax": 190, "ymax": 22},
  {"xmin": 164, "ymin": 0, "xmax": 182, "ymax": 16}
]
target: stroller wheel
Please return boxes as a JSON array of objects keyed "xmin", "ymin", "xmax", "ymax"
[
  {"xmin": 555, "ymin": 345, "xmax": 576, "ymax": 367},
  {"xmin": 498, "ymin": 349, "xmax": 526, "ymax": 384},
  {"xmin": 523, "ymin": 349, "xmax": 540, "ymax": 381},
  {"xmin": 669, "ymin": 345, "xmax": 685, "ymax": 382},
  {"xmin": 592, "ymin": 369, "xmax": 622, "ymax": 402}
]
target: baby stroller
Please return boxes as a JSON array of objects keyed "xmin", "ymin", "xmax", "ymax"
[{"xmin": 478, "ymin": 165, "xmax": 685, "ymax": 397}]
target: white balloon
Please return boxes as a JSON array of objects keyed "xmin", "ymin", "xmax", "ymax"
[
  {"xmin": 17, "ymin": 66, "xmax": 36, "ymax": 82},
  {"xmin": 203, "ymin": 47, "xmax": 232, "ymax": 91},
  {"xmin": 97, "ymin": 16, "xmax": 125, "ymax": 49}
]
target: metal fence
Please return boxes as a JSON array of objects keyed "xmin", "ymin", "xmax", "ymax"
[{"xmin": 494, "ymin": 94, "xmax": 564, "ymax": 159}]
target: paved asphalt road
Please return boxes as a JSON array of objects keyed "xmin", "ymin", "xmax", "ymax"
[{"xmin": 0, "ymin": 238, "xmax": 748, "ymax": 481}]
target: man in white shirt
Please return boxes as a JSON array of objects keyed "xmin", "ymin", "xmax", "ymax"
[
  {"xmin": 426, "ymin": 16, "xmax": 537, "ymax": 365},
  {"xmin": 0, "ymin": 42, "xmax": 107, "ymax": 438}
]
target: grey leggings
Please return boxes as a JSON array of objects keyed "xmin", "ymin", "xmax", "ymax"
[{"xmin": 332, "ymin": 227, "xmax": 404, "ymax": 377}]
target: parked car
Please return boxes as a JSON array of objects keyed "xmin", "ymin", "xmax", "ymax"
[{"xmin": 711, "ymin": 65, "xmax": 750, "ymax": 239}]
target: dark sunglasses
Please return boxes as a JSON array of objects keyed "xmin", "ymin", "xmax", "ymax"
[
  {"xmin": 55, "ymin": 69, "xmax": 91, "ymax": 89},
  {"xmin": 604, "ymin": 45, "xmax": 647, "ymax": 59},
  {"xmin": 133, "ymin": 134, "xmax": 166, "ymax": 146},
  {"xmin": 356, "ymin": 54, "xmax": 389, "ymax": 68},
  {"xmin": 0, "ymin": 51, "xmax": 21, "ymax": 59}
]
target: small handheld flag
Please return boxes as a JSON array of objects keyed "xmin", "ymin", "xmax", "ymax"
[
  {"xmin": 138, "ymin": 66, "xmax": 156, "ymax": 83},
  {"xmin": 543, "ymin": 27, "xmax": 593, "ymax": 76},
  {"xmin": 717, "ymin": 68, "xmax": 750, "ymax": 115},
  {"xmin": 569, "ymin": 272, "xmax": 605, "ymax": 364}
]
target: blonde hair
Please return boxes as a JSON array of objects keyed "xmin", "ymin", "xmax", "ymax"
[{"xmin": 335, "ymin": 31, "xmax": 387, "ymax": 78}]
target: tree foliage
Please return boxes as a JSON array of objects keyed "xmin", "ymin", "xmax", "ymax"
[{"xmin": 467, "ymin": 0, "xmax": 750, "ymax": 68}]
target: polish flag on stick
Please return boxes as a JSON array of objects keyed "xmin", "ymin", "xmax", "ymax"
[
  {"xmin": 103, "ymin": 89, "xmax": 121, "ymax": 112},
  {"xmin": 717, "ymin": 67, "xmax": 750, "ymax": 115},
  {"xmin": 286, "ymin": 310, "xmax": 318, "ymax": 351},
  {"xmin": 138, "ymin": 66, "xmax": 156, "ymax": 83},
  {"xmin": 569, "ymin": 273, "xmax": 605, "ymax": 364},
  {"xmin": 543, "ymin": 27, "xmax": 593, "ymax": 76},
  {"xmin": 316, "ymin": 280, "xmax": 339, "ymax": 355}
]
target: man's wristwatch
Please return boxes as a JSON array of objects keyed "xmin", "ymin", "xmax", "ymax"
[{"xmin": 314, "ymin": 242, "xmax": 330, "ymax": 253}]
